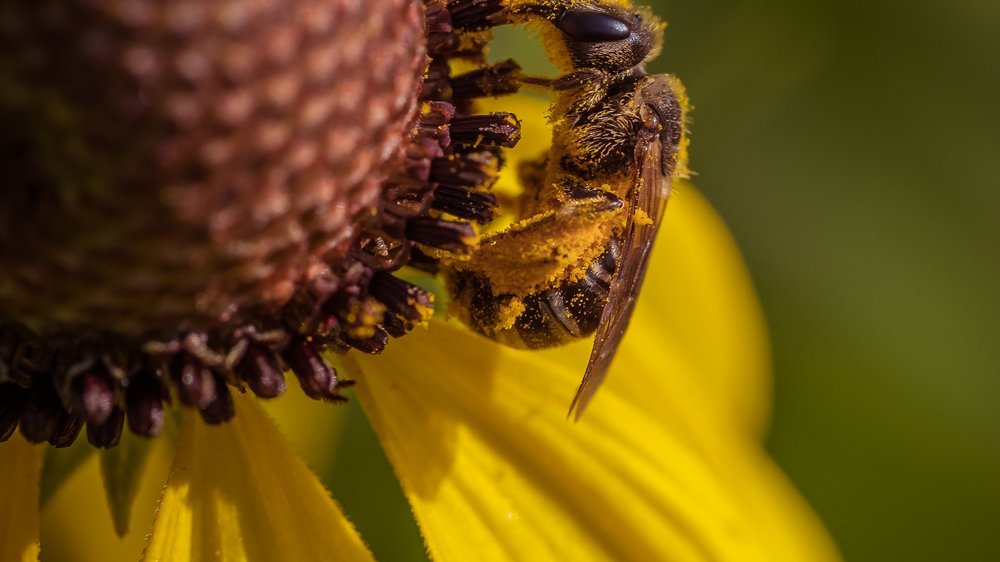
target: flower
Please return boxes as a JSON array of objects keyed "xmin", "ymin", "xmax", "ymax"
[{"xmin": 0, "ymin": 89, "xmax": 838, "ymax": 560}]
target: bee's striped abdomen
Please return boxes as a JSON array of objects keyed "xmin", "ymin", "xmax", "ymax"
[{"xmin": 451, "ymin": 239, "xmax": 620, "ymax": 349}]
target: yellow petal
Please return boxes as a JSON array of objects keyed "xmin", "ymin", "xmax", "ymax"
[
  {"xmin": 41, "ymin": 437, "xmax": 172, "ymax": 562},
  {"xmin": 261, "ymin": 380, "xmax": 346, "ymax": 477},
  {"xmin": 143, "ymin": 393, "xmax": 373, "ymax": 562},
  {"xmin": 350, "ymin": 324, "xmax": 839, "ymax": 561},
  {"xmin": 0, "ymin": 434, "xmax": 42, "ymax": 562}
]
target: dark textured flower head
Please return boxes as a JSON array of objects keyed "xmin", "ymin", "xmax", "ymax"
[{"xmin": 0, "ymin": 0, "xmax": 521, "ymax": 446}]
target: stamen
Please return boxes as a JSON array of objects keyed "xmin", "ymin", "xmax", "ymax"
[
  {"xmin": 449, "ymin": 113, "xmax": 521, "ymax": 148},
  {"xmin": 449, "ymin": 60, "xmax": 522, "ymax": 99},
  {"xmin": 432, "ymin": 185, "xmax": 499, "ymax": 223},
  {"xmin": 71, "ymin": 369, "xmax": 115, "ymax": 425},
  {"xmin": 425, "ymin": 0, "xmax": 454, "ymax": 34},
  {"xmin": 369, "ymin": 272, "xmax": 435, "ymax": 324},
  {"xmin": 0, "ymin": 383, "xmax": 26, "ymax": 442},
  {"xmin": 406, "ymin": 217, "xmax": 478, "ymax": 251},
  {"xmin": 282, "ymin": 337, "xmax": 341, "ymax": 401},
  {"xmin": 0, "ymin": 0, "xmax": 531, "ymax": 446},
  {"xmin": 343, "ymin": 325, "xmax": 390, "ymax": 354},
  {"xmin": 383, "ymin": 182, "xmax": 435, "ymax": 219},
  {"xmin": 426, "ymin": 0, "xmax": 459, "ymax": 56},
  {"xmin": 430, "ymin": 151, "xmax": 500, "ymax": 188},
  {"xmin": 447, "ymin": 0, "xmax": 509, "ymax": 31},
  {"xmin": 420, "ymin": 59, "xmax": 452, "ymax": 101},
  {"xmin": 12, "ymin": 340, "xmax": 54, "ymax": 387},
  {"xmin": 19, "ymin": 378, "xmax": 61, "ymax": 444},
  {"xmin": 171, "ymin": 354, "xmax": 217, "ymax": 409},
  {"xmin": 86, "ymin": 407, "xmax": 125, "ymax": 449},
  {"xmin": 125, "ymin": 370, "xmax": 168, "ymax": 438},
  {"xmin": 48, "ymin": 410, "xmax": 83, "ymax": 448},
  {"xmin": 236, "ymin": 343, "xmax": 286, "ymax": 399},
  {"xmin": 416, "ymin": 101, "xmax": 456, "ymax": 149},
  {"xmin": 381, "ymin": 312, "xmax": 409, "ymax": 338},
  {"xmin": 354, "ymin": 230, "xmax": 411, "ymax": 270},
  {"xmin": 0, "ymin": 325, "xmax": 31, "ymax": 386},
  {"xmin": 199, "ymin": 375, "xmax": 235, "ymax": 425},
  {"xmin": 428, "ymin": 27, "xmax": 460, "ymax": 57}
]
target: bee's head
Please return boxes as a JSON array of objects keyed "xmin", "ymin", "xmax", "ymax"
[
  {"xmin": 552, "ymin": 4, "xmax": 663, "ymax": 74},
  {"xmin": 638, "ymin": 75, "xmax": 688, "ymax": 175}
]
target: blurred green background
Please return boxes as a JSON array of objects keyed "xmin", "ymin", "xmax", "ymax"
[
  {"xmin": 328, "ymin": 1, "xmax": 1000, "ymax": 561},
  {"xmin": 651, "ymin": 1, "xmax": 1000, "ymax": 560},
  {"xmin": 641, "ymin": 0, "xmax": 1000, "ymax": 560}
]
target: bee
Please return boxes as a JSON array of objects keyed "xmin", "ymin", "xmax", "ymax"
[{"xmin": 444, "ymin": 0, "xmax": 689, "ymax": 418}]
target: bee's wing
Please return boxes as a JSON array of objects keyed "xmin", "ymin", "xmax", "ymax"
[{"xmin": 568, "ymin": 126, "xmax": 670, "ymax": 420}]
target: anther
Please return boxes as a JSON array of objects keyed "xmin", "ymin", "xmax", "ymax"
[
  {"xmin": 426, "ymin": 0, "xmax": 459, "ymax": 56},
  {"xmin": 449, "ymin": 60, "xmax": 522, "ymax": 99},
  {"xmin": 0, "ymin": 325, "xmax": 30, "ymax": 385},
  {"xmin": 448, "ymin": 0, "xmax": 509, "ymax": 31},
  {"xmin": 399, "ymin": 141, "xmax": 442, "ymax": 183},
  {"xmin": 282, "ymin": 337, "xmax": 340, "ymax": 400},
  {"xmin": 71, "ymin": 369, "xmax": 115, "ymax": 425},
  {"xmin": 383, "ymin": 182, "xmax": 435, "ymax": 218},
  {"xmin": 406, "ymin": 217, "xmax": 478, "ymax": 251},
  {"xmin": 432, "ymin": 185, "xmax": 499, "ymax": 223},
  {"xmin": 354, "ymin": 231, "xmax": 411, "ymax": 271},
  {"xmin": 369, "ymin": 272, "xmax": 435, "ymax": 323},
  {"xmin": 416, "ymin": 102, "xmax": 456, "ymax": 148},
  {"xmin": 199, "ymin": 375, "xmax": 235, "ymax": 425},
  {"xmin": 87, "ymin": 407, "xmax": 125, "ymax": 449},
  {"xmin": 421, "ymin": 59, "xmax": 453, "ymax": 101},
  {"xmin": 344, "ymin": 325, "xmax": 390, "ymax": 354},
  {"xmin": 19, "ymin": 378, "xmax": 61, "ymax": 444},
  {"xmin": 425, "ymin": 0, "xmax": 454, "ymax": 34},
  {"xmin": 171, "ymin": 353, "xmax": 217, "ymax": 409},
  {"xmin": 48, "ymin": 410, "xmax": 83, "ymax": 448},
  {"xmin": 12, "ymin": 340, "xmax": 54, "ymax": 384},
  {"xmin": 449, "ymin": 113, "xmax": 521, "ymax": 148},
  {"xmin": 430, "ymin": 151, "xmax": 500, "ymax": 188},
  {"xmin": 236, "ymin": 343, "xmax": 286, "ymax": 399},
  {"xmin": 0, "ymin": 383, "xmax": 26, "ymax": 442},
  {"xmin": 125, "ymin": 370, "xmax": 168, "ymax": 438},
  {"xmin": 381, "ymin": 312, "xmax": 409, "ymax": 338}
]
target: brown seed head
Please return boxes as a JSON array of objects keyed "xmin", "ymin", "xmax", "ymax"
[{"xmin": 0, "ymin": 0, "xmax": 426, "ymax": 337}]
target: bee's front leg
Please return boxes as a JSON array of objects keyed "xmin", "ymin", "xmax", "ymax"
[
  {"xmin": 519, "ymin": 69, "xmax": 611, "ymax": 115},
  {"xmin": 557, "ymin": 181, "xmax": 624, "ymax": 217}
]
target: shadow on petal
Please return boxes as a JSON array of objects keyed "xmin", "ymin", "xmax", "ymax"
[
  {"xmin": 352, "ymin": 322, "xmax": 839, "ymax": 561},
  {"xmin": 143, "ymin": 392, "xmax": 373, "ymax": 562},
  {"xmin": 0, "ymin": 434, "xmax": 42, "ymax": 562}
]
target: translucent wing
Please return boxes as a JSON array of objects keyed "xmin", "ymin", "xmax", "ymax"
[{"xmin": 568, "ymin": 125, "xmax": 671, "ymax": 420}]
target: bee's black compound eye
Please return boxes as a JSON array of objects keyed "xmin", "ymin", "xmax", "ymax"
[{"xmin": 556, "ymin": 10, "xmax": 632, "ymax": 43}]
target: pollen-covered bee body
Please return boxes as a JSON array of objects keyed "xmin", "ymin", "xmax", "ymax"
[
  {"xmin": 449, "ymin": 238, "xmax": 619, "ymax": 349},
  {"xmin": 442, "ymin": 0, "xmax": 688, "ymax": 416}
]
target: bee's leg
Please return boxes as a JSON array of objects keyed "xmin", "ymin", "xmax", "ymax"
[
  {"xmin": 554, "ymin": 71, "xmax": 613, "ymax": 114},
  {"xmin": 519, "ymin": 70, "xmax": 611, "ymax": 115},
  {"xmin": 557, "ymin": 181, "xmax": 624, "ymax": 218},
  {"xmin": 496, "ymin": 153, "xmax": 548, "ymax": 218}
]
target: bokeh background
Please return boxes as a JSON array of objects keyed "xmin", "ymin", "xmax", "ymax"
[
  {"xmin": 647, "ymin": 1, "xmax": 1000, "ymax": 560},
  {"xmin": 36, "ymin": 1, "xmax": 999, "ymax": 560}
]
